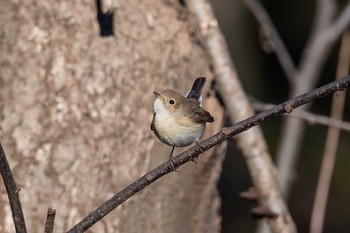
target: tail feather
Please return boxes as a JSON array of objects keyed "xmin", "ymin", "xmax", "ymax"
[{"xmin": 186, "ymin": 77, "xmax": 206, "ymax": 100}]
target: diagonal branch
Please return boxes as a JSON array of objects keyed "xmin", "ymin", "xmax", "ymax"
[
  {"xmin": 244, "ymin": 0, "xmax": 297, "ymax": 83},
  {"xmin": 251, "ymin": 101, "xmax": 350, "ymax": 132},
  {"xmin": 297, "ymin": 3, "xmax": 350, "ymax": 90},
  {"xmin": 312, "ymin": 0, "xmax": 335, "ymax": 34},
  {"xmin": 66, "ymin": 75, "xmax": 350, "ymax": 233},
  {"xmin": 274, "ymin": 2, "xmax": 350, "ymax": 199},
  {"xmin": 324, "ymin": 3, "xmax": 350, "ymax": 43},
  {"xmin": 0, "ymin": 143, "xmax": 27, "ymax": 233}
]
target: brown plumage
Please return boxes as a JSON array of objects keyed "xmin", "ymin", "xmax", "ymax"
[{"xmin": 151, "ymin": 77, "xmax": 213, "ymax": 170}]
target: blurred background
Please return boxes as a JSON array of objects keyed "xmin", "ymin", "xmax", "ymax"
[{"xmin": 211, "ymin": 0, "xmax": 350, "ymax": 233}]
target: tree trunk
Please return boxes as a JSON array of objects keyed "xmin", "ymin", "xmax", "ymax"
[{"xmin": 0, "ymin": 0, "xmax": 225, "ymax": 232}]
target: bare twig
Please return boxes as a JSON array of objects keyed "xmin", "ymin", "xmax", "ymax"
[
  {"xmin": 240, "ymin": 187, "xmax": 258, "ymax": 201},
  {"xmin": 312, "ymin": 0, "xmax": 335, "ymax": 34},
  {"xmin": 0, "ymin": 143, "xmax": 27, "ymax": 233},
  {"xmin": 245, "ymin": 2, "xmax": 349, "ymax": 233},
  {"xmin": 66, "ymin": 75, "xmax": 350, "ymax": 233},
  {"xmin": 252, "ymin": 206, "xmax": 279, "ymax": 219},
  {"xmin": 244, "ymin": 0, "xmax": 297, "ymax": 83},
  {"xmin": 324, "ymin": 4, "xmax": 350, "ymax": 44},
  {"xmin": 44, "ymin": 207, "xmax": 56, "ymax": 233},
  {"xmin": 244, "ymin": 3, "xmax": 350, "ymax": 194},
  {"xmin": 252, "ymin": 101, "xmax": 350, "ymax": 132},
  {"xmin": 297, "ymin": 3, "xmax": 350, "ymax": 91},
  {"xmin": 275, "ymin": 2, "xmax": 350, "ymax": 198},
  {"xmin": 310, "ymin": 30, "xmax": 350, "ymax": 233}
]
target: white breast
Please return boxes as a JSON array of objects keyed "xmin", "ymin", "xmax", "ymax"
[{"xmin": 153, "ymin": 99, "xmax": 205, "ymax": 147}]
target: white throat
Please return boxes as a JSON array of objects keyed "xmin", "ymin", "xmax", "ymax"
[{"xmin": 153, "ymin": 98, "xmax": 168, "ymax": 116}]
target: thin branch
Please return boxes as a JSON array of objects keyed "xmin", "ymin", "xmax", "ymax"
[
  {"xmin": 252, "ymin": 101, "xmax": 350, "ymax": 132},
  {"xmin": 312, "ymin": 0, "xmax": 335, "ymax": 33},
  {"xmin": 276, "ymin": 2, "xmax": 350, "ymax": 199},
  {"xmin": 310, "ymin": 30, "xmax": 350, "ymax": 233},
  {"xmin": 324, "ymin": 4, "xmax": 350, "ymax": 43},
  {"xmin": 0, "ymin": 143, "xmax": 27, "ymax": 233},
  {"xmin": 244, "ymin": 0, "xmax": 297, "ymax": 83},
  {"xmin": 44, "ymin": 207, "xmax": 56, "ymax": 233},
  {"xmin": 66, "ymin": 75, "xmax": 350, "ymax": 233},
  {"xmin": 296, "ymin": 2, "xmax": 350, "ymax": 92},
  {"xmin": 244, "ymin": 2, "xmax": 349, "ymax": 233}
]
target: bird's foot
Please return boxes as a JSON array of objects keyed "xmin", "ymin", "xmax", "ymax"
[
  {"xmin": 169, "ymin": 156, "xmax": 177, "ymax": 172},
  {"xmin": 192, "ymin": 141, "xmax": 205, "ymax": 164},
  {"xmin": 190, "ymin": 156, "xmax": 198, "ymax": 164}
]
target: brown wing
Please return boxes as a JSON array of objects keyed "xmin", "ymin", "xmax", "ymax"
[
  {"xmin": 192, "ymin": 108, "xmax": 214, "ymax": 123},
  {"xmin": 183, "ymin": 98, "xmax": 214, "ymax": 123}
]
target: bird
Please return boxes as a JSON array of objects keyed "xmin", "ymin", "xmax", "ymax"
[{"xmin": 151, "ymin": 77, "xmax": 214, "ymax": 170}]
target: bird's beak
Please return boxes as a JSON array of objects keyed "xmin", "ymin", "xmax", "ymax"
[
  {"xmin": 153, "ymin": 91, "xmax": 166, "ymax": 102},
  {"xmin": 153, "ymin": 91, "xmax": 161, "ymax": 98}
]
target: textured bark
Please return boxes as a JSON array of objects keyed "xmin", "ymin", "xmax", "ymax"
[{"xmin": 0, "ymin": 0, "xmax": 225, "ymax": 232}]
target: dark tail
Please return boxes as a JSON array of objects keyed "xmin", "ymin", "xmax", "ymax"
[{"xmin": 186, "ymin": 77, "xmax": 206, "ymax": 100}]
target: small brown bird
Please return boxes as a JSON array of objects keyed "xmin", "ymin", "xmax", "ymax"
[{"xmin": 151, "ymin": 77, "xmax": 214, "ymax": 168}]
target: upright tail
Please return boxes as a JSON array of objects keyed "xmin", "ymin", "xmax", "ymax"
[{"xmin": 186, "ymin": 77, "xmax": 206, "ymax": 101}]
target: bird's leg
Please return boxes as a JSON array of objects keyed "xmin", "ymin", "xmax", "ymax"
[
  {"xmin": 195, "ymin": 141, "xmax": 205, "ymax": 154},
  {"xmin": 191, "ymin": 141, "xmax": 205, "ymax": 164},
  {"xmin": 169, "ymin": 146, "xmax": 177, "ymax": 171}
]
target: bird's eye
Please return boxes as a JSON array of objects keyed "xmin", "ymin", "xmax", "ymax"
[{"xmin": 168, "ymin": 99, "xmax": 176, "ymax": 105}]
